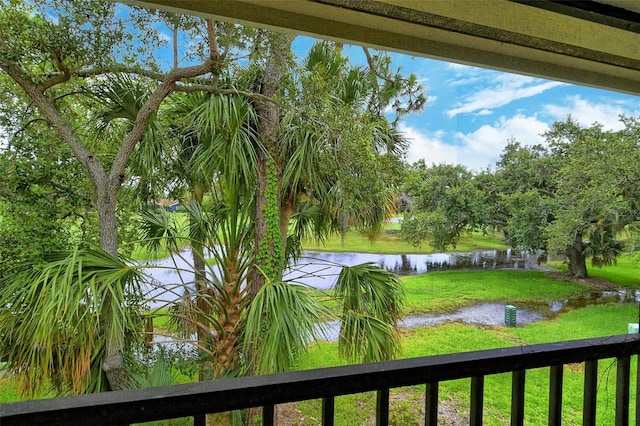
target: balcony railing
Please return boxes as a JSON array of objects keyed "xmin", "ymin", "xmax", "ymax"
[{"xmin": 2, "ymin": 333, "xmax": 640, "ymax": 425}]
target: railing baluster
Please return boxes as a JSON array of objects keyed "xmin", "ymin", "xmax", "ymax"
[
  {"xmin": 193, "ymin": 413, "xmax": 206, "ymax": 426},
  {"xmin": 470, "ymin": 375, "xmax": 484, "ymax": 426},
  {"xmin": 322, "ymin": 396, "xmax": 335, "ymax": 426},
  {"xmin": 376, "ymin": 388, "xmax": 390, "ymax": 426},
  {"xmin": 511, "ymin": 370, "xmax": 525, "ymax": 426},
  {"xmin": 548, "ymin": 365, "xmax": 563, "ymax": 426},
  {"xmin": 616, "ymin": 356, "xmax": 631, "ymax": 426},
  {"xmin": 583, "ymin": 359, "xmax": 598, "ymax": 426},
  {"xmin": 637, "ymin": 355, "xmax": 640, "ymax": 426},
  {"xmin": 262, "ymin": 405, "xmax": 274, "ymax": 426},
  {"xmin": 425, "ymin": 382, "xmax": 439, "ymax": 426}
]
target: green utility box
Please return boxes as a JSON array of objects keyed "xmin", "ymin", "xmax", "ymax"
[{"xmin": 505, "ymin": 305, "xmax": 517, "ymax": 327}]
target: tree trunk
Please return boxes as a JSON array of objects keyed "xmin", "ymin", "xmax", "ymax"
[
  {"xmin": 190, "ymin": 187, "xmax": 212, "ymax": 382},
  {"xmin": 96, "ymin": 184, "xmax": 130, "ymax": 391},
  {"xmin": 250, "ymin": 33, "xmax": 293, "ymax": 297},
  {"xmin": 212, "ymin": 270, "xmax": 243, "ymax": 379},
  {"xmin": 247, "ymin": 33, "xmax": 292, "ymax": 426},
  {"xmin": 280, "ymin": 193, "xmax": 295, "ymax": 256},
  {"xmin": 565, "ymin": 231, "xmax": 588, "ymax": 278}
]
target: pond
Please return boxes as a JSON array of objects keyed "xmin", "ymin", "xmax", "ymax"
[
  {"xmin": 141, "ymin": 248, "xmax": 546, "ymax": 300},
  {"xmin": 141, "ymin": 248, "xmax": 637, "ymax": 339},
  {"xmin": 284, "ymin": 248, "xmax": 546, "ymax": 289}
]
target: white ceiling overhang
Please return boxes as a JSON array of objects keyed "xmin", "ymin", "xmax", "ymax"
[{"xmin": 119, "ymin": 0, "xmax": 640, "ymax": 96}]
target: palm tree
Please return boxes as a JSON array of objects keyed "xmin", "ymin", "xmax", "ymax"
[
  {"xmin": 0, "ymin": 248, "xmax": 145, "ymax": 394},
  {"xmin": 139, "ymin": 38, "xmax": 411, "ymax": 381}
]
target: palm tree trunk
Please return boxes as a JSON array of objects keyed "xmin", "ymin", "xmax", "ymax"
[
  {"xmin": 212, "ymin": 284, "xmax": 242, "ymax": 378},
  {"xmin": 248, "ymin": 32, "xmax": 292, "ymax": 426},
  {"xmin": 208, "ymin": 260, "xmax": 244, "ymax": 426},
  {"xmin": 190, "ymin": 187, "xmax": 212, "ymax": 381},
  {"xmin": 280, "ymin": 193, "xmax": 295, "ymax": 255}
]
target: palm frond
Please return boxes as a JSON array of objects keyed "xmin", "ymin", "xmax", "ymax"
[
  {"xmin": 339, "ymin": 311, "xmax": 401, "ymax": 363},
  {"xmin": 0, "ymin": 247, "xmax": 144, "ymax": 395},
  {"xmin": 189, "ymin": 94, "xmax": 259, "ymax": 186},
  {"xmin": 138, "ymin": 208, "xmax": 184, "ymax": 255},
  {"xmin": 334, "ymin": 263, "xmax": 404, "ymax": 362},
  {"xmin": 244, "ymin": 280, "xmax": 330, "ymax": 374}
]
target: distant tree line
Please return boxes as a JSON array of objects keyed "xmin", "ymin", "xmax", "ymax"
[{"xmin": 401, "ymin": 116, "xmax": 640, "ymax": 279}]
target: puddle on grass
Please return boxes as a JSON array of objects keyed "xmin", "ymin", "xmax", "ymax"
[
  {"xmin": 317, "ymin": 290, "xmax": 640, "ymax": 343},
  {"xmin": 318, "ymin": 303, "xmax": 545, "ymax": 343},
  {"xmin": 401, "ymin": 303, "xmax": 545, "ymax": 328}
]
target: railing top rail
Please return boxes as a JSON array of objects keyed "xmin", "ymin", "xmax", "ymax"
[{"xmin": 2, "ymin": 334, "xmax": 640, "ymax": 426}]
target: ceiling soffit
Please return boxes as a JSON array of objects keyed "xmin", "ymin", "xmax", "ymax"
[{"xmin": 119, "ymin": 0, "xmax": 640, "ymax": 96}]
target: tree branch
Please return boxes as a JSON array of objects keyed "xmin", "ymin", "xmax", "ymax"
[
  {"xmin": 37, "ymin": 51, "xmax": 71, "ymax": 92},
  {"xmin": 108, "ymin": 59, "xmax": 218, "ymax": 195},
  {"xmin": 207, "ymin": 19, "xmax": 220, "ymax": 63},
  {"xmin": 43, "ymin": 65, "xmax": 166, "ymax": 82},
  {"xmin": 0, "ymin": 60, "xmax": 108, "ymax": 184},
  {"xmin": 362, "ymin": 47, "xmax": 395, "ymax": 85}
]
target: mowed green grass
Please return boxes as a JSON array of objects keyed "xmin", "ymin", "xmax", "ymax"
[
  {"xmin": 291, "ymin": 258, "xmax": 640, "ymax": 425},
  {"xmin": 302, "ymin": 229, "xmax": 507, "ymax": 254},
  {"xmin": 402, "ymin": 270, "xmax": 586, "ymax": 314}
]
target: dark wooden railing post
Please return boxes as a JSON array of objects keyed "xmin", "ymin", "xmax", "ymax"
[
  {"xmin": 322, "ymin": 396, "xmax": 335, "ymax": 426},
  {"xmin": 548, "ymin": 365, "xmax": 563, "ymax": 426},
  {"xmin": 193, "ymin": 413, "xmax": 206, "ymax": 426},
  {"xmin": 583, "ymin": 360, "xmax": 598, "ymax": 426},
  {"xmin": 616, "ymin": 356, "xmax": 631, "ymax": 426},
  {"xmin": 470, "ymin": 375, "xmax": 484, "ymax": 426},
  {"xmin": 376, "ymin": 388, "xmax": 390, "ymax": 426},
  {"xmin": 425, "ymin": 382, "xmax": 439, "ymax": 426},
  {"xmin": 262, "ymin": 404, "xmax": 274, "ymax": 426},
  {"xmin": 636, "ymin": 355, "xmax": 640, "ymax": 426},
  {"xmin": 511, "ymin": 370, "xmax": 525, "ymax": 426}
]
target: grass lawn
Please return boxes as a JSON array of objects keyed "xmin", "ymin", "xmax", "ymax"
[
  {"xmin": 291, "ymin": 266, "xmax": 640, "ymax": 425},
  {"xmin": 302, "ymin": 229, "xmax": 507, "ymax": 254},
  {"xmin": 551, "ymin": 253, "xmax": 640, "ymax": 287},
  {"xmin": 402, "ymin": 269, "xmax": 585, "ymax": 314}
]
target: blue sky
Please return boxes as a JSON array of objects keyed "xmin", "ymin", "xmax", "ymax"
[{"xmin": 293, "ymin": 36, "xmax": 640, "ymax": 172}]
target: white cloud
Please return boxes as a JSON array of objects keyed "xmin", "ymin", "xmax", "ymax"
[
  {"xmin": 158, "ymin": 31, "xmax": 171, "ymax": 44},
  {"xmin": 400, "ymin": 115, "xmax": 550, "ymax": 171},
  {"xmin": 544, "ymin": 96, "xmax": 640, "ymax": 130},
  {"xmin": 404, "ymin": 95, "xmax": 640, "ymax": 171},
  {"xmin": 454, "ymin": 114, "xmax": 549, "ymax": 170},
  {"xmin": 445, "ymin": 69, "xmax": 485, "ymax": 87},
  {"xmin": 447, "ymin": 75, "xmax": 564, "ymax": 117},
  {"xmin": 399, "ymin": 124, "xmax": 458, "ymax": 166}
]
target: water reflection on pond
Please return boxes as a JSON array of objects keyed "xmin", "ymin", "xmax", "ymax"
[
  {"xmin": 285, "ymin": 249, "xmax": 545, "ymax": 289},
  {"xmin": 551, "ymin": 288, "xmax": 640, "ymax": 312}
]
